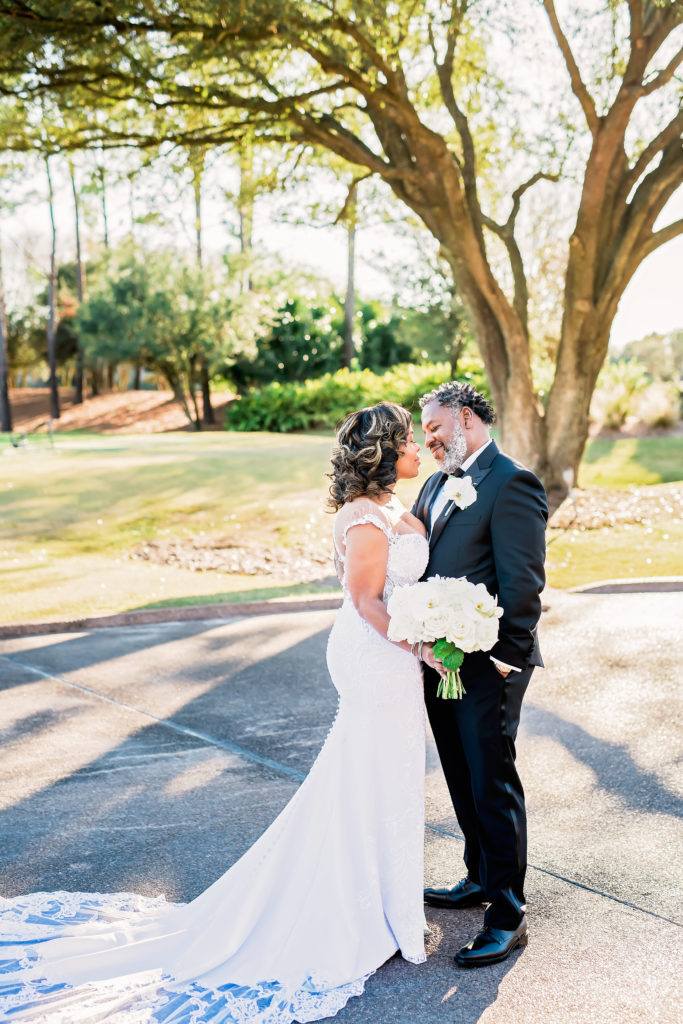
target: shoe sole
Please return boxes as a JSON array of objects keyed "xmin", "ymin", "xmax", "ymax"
[{"xmin": 454, "ymin": 932, "xmax": 528, "ymax": 968}]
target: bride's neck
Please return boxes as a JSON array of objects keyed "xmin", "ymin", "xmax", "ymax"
[{"xmin": 371, "ymin": 487, "xmax": 396, "ymax": 506}]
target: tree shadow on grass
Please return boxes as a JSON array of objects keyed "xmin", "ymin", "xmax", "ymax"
[{"xmin": 132, "ymin": 578, "xmax": 342, "ymax": 611}]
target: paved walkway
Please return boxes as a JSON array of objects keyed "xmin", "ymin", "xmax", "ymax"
[{"xmin": 0, "ymin": 589, "xmax": 681, "ymax": 1023}]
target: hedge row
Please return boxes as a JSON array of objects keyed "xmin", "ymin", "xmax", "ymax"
[{"xmin": 225, "ymin": 361, "xmax": 489, "ymax": 432}]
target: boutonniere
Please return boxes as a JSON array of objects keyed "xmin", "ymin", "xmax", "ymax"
[{"xmin": 443, "ymin": 475, "xmax": 477, "ymax": 510}]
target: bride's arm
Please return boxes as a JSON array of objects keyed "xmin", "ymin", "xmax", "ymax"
[
  {"xmin": 344, "ymin": 524, "xmax": 445, "ymax": 679},
  {"xmin": 344, "ymin": 524, "xmax": 412, "ymax": 651}
]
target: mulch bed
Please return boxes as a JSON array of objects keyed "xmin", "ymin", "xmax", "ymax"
[
  {"xmin": 131, "ymin": 536, "xmax": 337, "ymax": 583},
  {"xmin": 549, "ymin": 483, "xmax": 682, "ymax": 530},
  {"xmin": 130, "ymin": 483, "xmax": 682, "ymax": 580}
]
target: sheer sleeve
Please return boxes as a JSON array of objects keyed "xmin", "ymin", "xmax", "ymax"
[{"xmin": 333, "ymin": 499, "xmax": 393, "ymax": 562}]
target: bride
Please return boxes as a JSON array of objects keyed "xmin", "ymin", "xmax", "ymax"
[{"xmin": 0, "ymin": 402, "xmax": 445, "ymax": 1023}]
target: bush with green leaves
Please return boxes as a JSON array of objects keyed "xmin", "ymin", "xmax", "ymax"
[
  {"xmin": 231, "ymin": 297, "xmax": 343, "ymax": 388},
  {"xmin": 590, "ymin": 357, "xmax": 650, "ymax": 430},
  {"xmin": 225, "ymin": 360, "xmax": 488, "ymax": 432},
  {"xmin": 637, "ymin": 381, "xmax": 681, "ymax": 429}
]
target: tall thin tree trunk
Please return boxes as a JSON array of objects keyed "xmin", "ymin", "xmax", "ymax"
[
  {"xmin": 45, "ymin": 156, "xmax": 60, "ymax": 421},
  {"xmin": 192, "ymin": 149, "xmax": 215, "ymax": 425},
  {"xmin": 133, "ymin": 363, "xmax": 141, "ymax": 389},
  {"xmin": 97, "ymin": 163, "xmax": 110, "ymax": 249},
  {"xmin": 0, "ymin": 239, "xmax": 12, "ymax": 433},
  {"xmin": 238, "ymin": 147, "xmax": 254, "ymax": 293},
  {"xmin": 128, "ymin": 172, "xmax": 135, "ymax": 243},
  {"xmin": 343, "ymin": 203, "xmax": 357, "ymax": 369},
  {"xmin": 69, "ymin": 160, "xmax": 86, "ymax": 404},
  {"xmin": 190, "ymin": 365, "xmax": 203, "ymax": 431},
  {"xmin": 193, "ymin": 156, "xmax": 203, "ymax": 269}
]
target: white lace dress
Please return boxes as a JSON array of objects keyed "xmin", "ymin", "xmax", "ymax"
[{"xmin": 0, "ymin": 497, "xmax": 429, "ymax": 1024}]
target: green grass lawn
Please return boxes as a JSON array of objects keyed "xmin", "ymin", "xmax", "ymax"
[
  {"xmin": 1, "ymin": 431, "xmax": 681, "ymax": 625},
  {"xmin": 579, "ymin": 436, "xmax": 683, "ymax": 487}
]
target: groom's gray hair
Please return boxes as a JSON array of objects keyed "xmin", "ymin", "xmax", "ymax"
[{"xmin": 419, "ymin": 381, "xmax": 496, "ymax": 425}]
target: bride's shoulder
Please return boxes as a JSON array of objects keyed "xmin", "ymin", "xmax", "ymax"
[{"xmin": 336, "ymin": 496, "xmax": 391, "ymax": 525}]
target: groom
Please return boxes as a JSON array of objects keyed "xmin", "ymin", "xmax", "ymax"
[{"xmin": 414, "ymin": 381, "xmax": 547, "ymax": 967}]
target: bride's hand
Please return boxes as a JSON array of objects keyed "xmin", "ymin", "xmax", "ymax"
[{"xmin": 421, "ymin": 643, "xmax": 448, "ymax": 679}]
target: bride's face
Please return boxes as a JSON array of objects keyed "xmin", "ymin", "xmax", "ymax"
[{"xmin": 394, "ymin": 425, "xmax": 421, "ymax": 480}]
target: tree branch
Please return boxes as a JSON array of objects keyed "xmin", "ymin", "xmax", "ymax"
[
  {"xmin": 508, "ymin": 171, "xmax": 560, "ymax": 227},
  {"xmin": 333, "ymin": 173, "xmax": 372, "ymax": 225},
  {"xmin": 541, "ymin": 0, "xmax": 599, "ymax": 134},
  {"xmin": 641, "ymin": 42, "xmax": 683, "ymax": 95},
  {"xmin": 620, "ymin": 107, "xmax": 683, "ymax": 202},
  {"xmin": 641, "ymin": 216, "xmax": 683, "ymax": 258},
  {"xmin": 481, "ymin": 216, "xmax": 528, "ymax": 333},
  {"xmin": 428, "ymin": 2, "xmax": 483, "ymax": 242}
]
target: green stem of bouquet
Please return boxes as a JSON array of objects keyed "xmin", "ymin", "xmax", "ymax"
[{"xmin": 437, "ymin": 668, "xmax": 466, "ymax": 700}]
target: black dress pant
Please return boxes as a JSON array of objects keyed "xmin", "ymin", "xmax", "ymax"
[{"xmin": 424, "ymin": 650, "xmax": 533, "ymax": 930}]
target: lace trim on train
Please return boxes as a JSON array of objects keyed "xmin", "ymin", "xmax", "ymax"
[{"xmin": 0, "ymin": 892, "xmax": 374, "ymax": 1024}]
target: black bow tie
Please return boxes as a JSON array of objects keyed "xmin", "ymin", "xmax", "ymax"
[{"xmin": 452, "ymin": 467, "xmax": 465, "ymax": 478}]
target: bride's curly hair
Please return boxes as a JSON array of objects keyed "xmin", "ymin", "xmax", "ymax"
[{"xmin": 326, "ymin": 402, "xmax": 412, "ymax": 511}]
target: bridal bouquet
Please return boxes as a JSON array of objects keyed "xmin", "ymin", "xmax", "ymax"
[{"xmin": 386, "ymin": 576, "xmax": 503, "ymax": 699}]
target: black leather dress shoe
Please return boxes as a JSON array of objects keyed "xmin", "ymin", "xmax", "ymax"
[
  {"xmin": 423, "ymin": 877, "xmax": 485, "ymax": 909},
  {"xmin": 454, "ymin": 917, "xmax": 528, "ymax": 967}
]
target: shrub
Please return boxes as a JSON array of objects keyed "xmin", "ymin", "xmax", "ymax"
[
  {"xmin": 637, "ymin": 381, "xmax": 681, "ymax": 429},
  {"xmin": 225, "ymin": 360, "xmax": 488, "ymax": 432},
  {"xmin": 591, "ymin": 358, "xmax": 649, "ymax": 430}
]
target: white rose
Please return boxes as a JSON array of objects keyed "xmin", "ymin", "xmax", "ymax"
[
  {"xmin": 444, "ymin": 615, "xmax": 477, "ymax": 651},
  {"xmin": 474, "ymin": 616, "xmax": 500, "ymax": 651},
  {"xmin": 468, "ymin": 582, "xmax": 500, "ymax": 617},
  {"xmin": 422, "ymin": 607, "xmax": 455, "ymax": 640},
  {"xmin": 443, "ymin": 475, "xmax": 477, "ymax": 510}
]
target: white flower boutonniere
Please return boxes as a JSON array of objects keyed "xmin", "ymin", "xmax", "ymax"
[{"xmin": 443, "ymin": 474, "xmax": 477, "ymax": 510}]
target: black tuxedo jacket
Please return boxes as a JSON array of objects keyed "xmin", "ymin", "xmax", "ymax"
[{"xmin": 412, "ymin": 441, "xmax": 548, "ymax": 670}]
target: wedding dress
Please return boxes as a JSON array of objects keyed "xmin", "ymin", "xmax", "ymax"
[{"xmin": 0, "ymin": 497, "xmax": 430, "ymax": 1024}]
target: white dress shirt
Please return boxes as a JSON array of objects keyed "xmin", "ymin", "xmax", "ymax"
[
  {"xmin": 429, "ymin": 439, "xmax": 493, "ymax": 529},
  {"xmin": 429, "ymin": 438, "xmax": 519, "ymax": 675}
]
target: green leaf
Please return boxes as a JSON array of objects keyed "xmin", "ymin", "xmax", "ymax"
[
  {"xmin": 442, "ymin": 648, "xmax": 464, "ymax": 671},
  {"xmin": 433, "ymin": 638, "xmax": 455, "ymax": 659}
]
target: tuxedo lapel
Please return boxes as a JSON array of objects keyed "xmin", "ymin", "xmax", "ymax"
[
  {"xmin": 428, "ymin": 490, "xmax": 454, "ymax": 549},
  {"xmin": 420, "ymin": 472, "xmax": 446, "ymax": 530}
]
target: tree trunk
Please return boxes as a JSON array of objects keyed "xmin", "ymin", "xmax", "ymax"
[
  {"xmin": 45, "ymin": 156, "xmax": 60, "ymax": 421},
  {"xmin": 90, "ymin": 365, "xmax": 102, "ymax": 397},
  {"xmin": 166, "ymin": 369, "xmax": 196, "ymax": 429},
  {"xmin": 0, "ymin": 239, "xmax": 12, "ymax": 433},
  {"xmin": 69, "ymin": 159, "xmax": 86, "ymax": 405},
  {"xmin": 133, "ymin": 363, "xmax": 141, "ymax": 390},
  {"xmin": 343, "ymin": 210, "xmax": 356, "ymax": 369},
  {"xmin": 106, "ymin": 362, "xmax": 115, "ymax": 390},
  {"xmin": 238, "ymin": 147, "xmax": 254, "ymax": 292},
  {"xmin": 449, "ymin": 333, "xmax": 465, "ymax": 379},
  {"xmin": 98, "ymin": 163, "xmax": 110, "ymax": 249},
  {"xmin": 200, "ymin": 361, "xmax": 215, "ymax": 425},
  {"xmin": 190, "ymin": 149, "xmax": 214, "ymax": 426},
  {"xmin": 192, "ymin": 152, "xmax": 204, "ymax": 269}
]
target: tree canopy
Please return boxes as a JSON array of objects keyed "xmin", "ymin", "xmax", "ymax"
[{"xmin": 0, "ymin": 0, "xmax": 680, "ymax": 502}]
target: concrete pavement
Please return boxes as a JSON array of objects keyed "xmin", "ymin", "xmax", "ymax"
[{"xmin": 0, "ymin": 589, "xmax": 681, "ymax": 1023}]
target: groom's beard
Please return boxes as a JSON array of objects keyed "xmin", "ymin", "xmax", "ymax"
[{"xmin": 440, "ymin": 428, "xmax": 468, "ymax": 474}]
